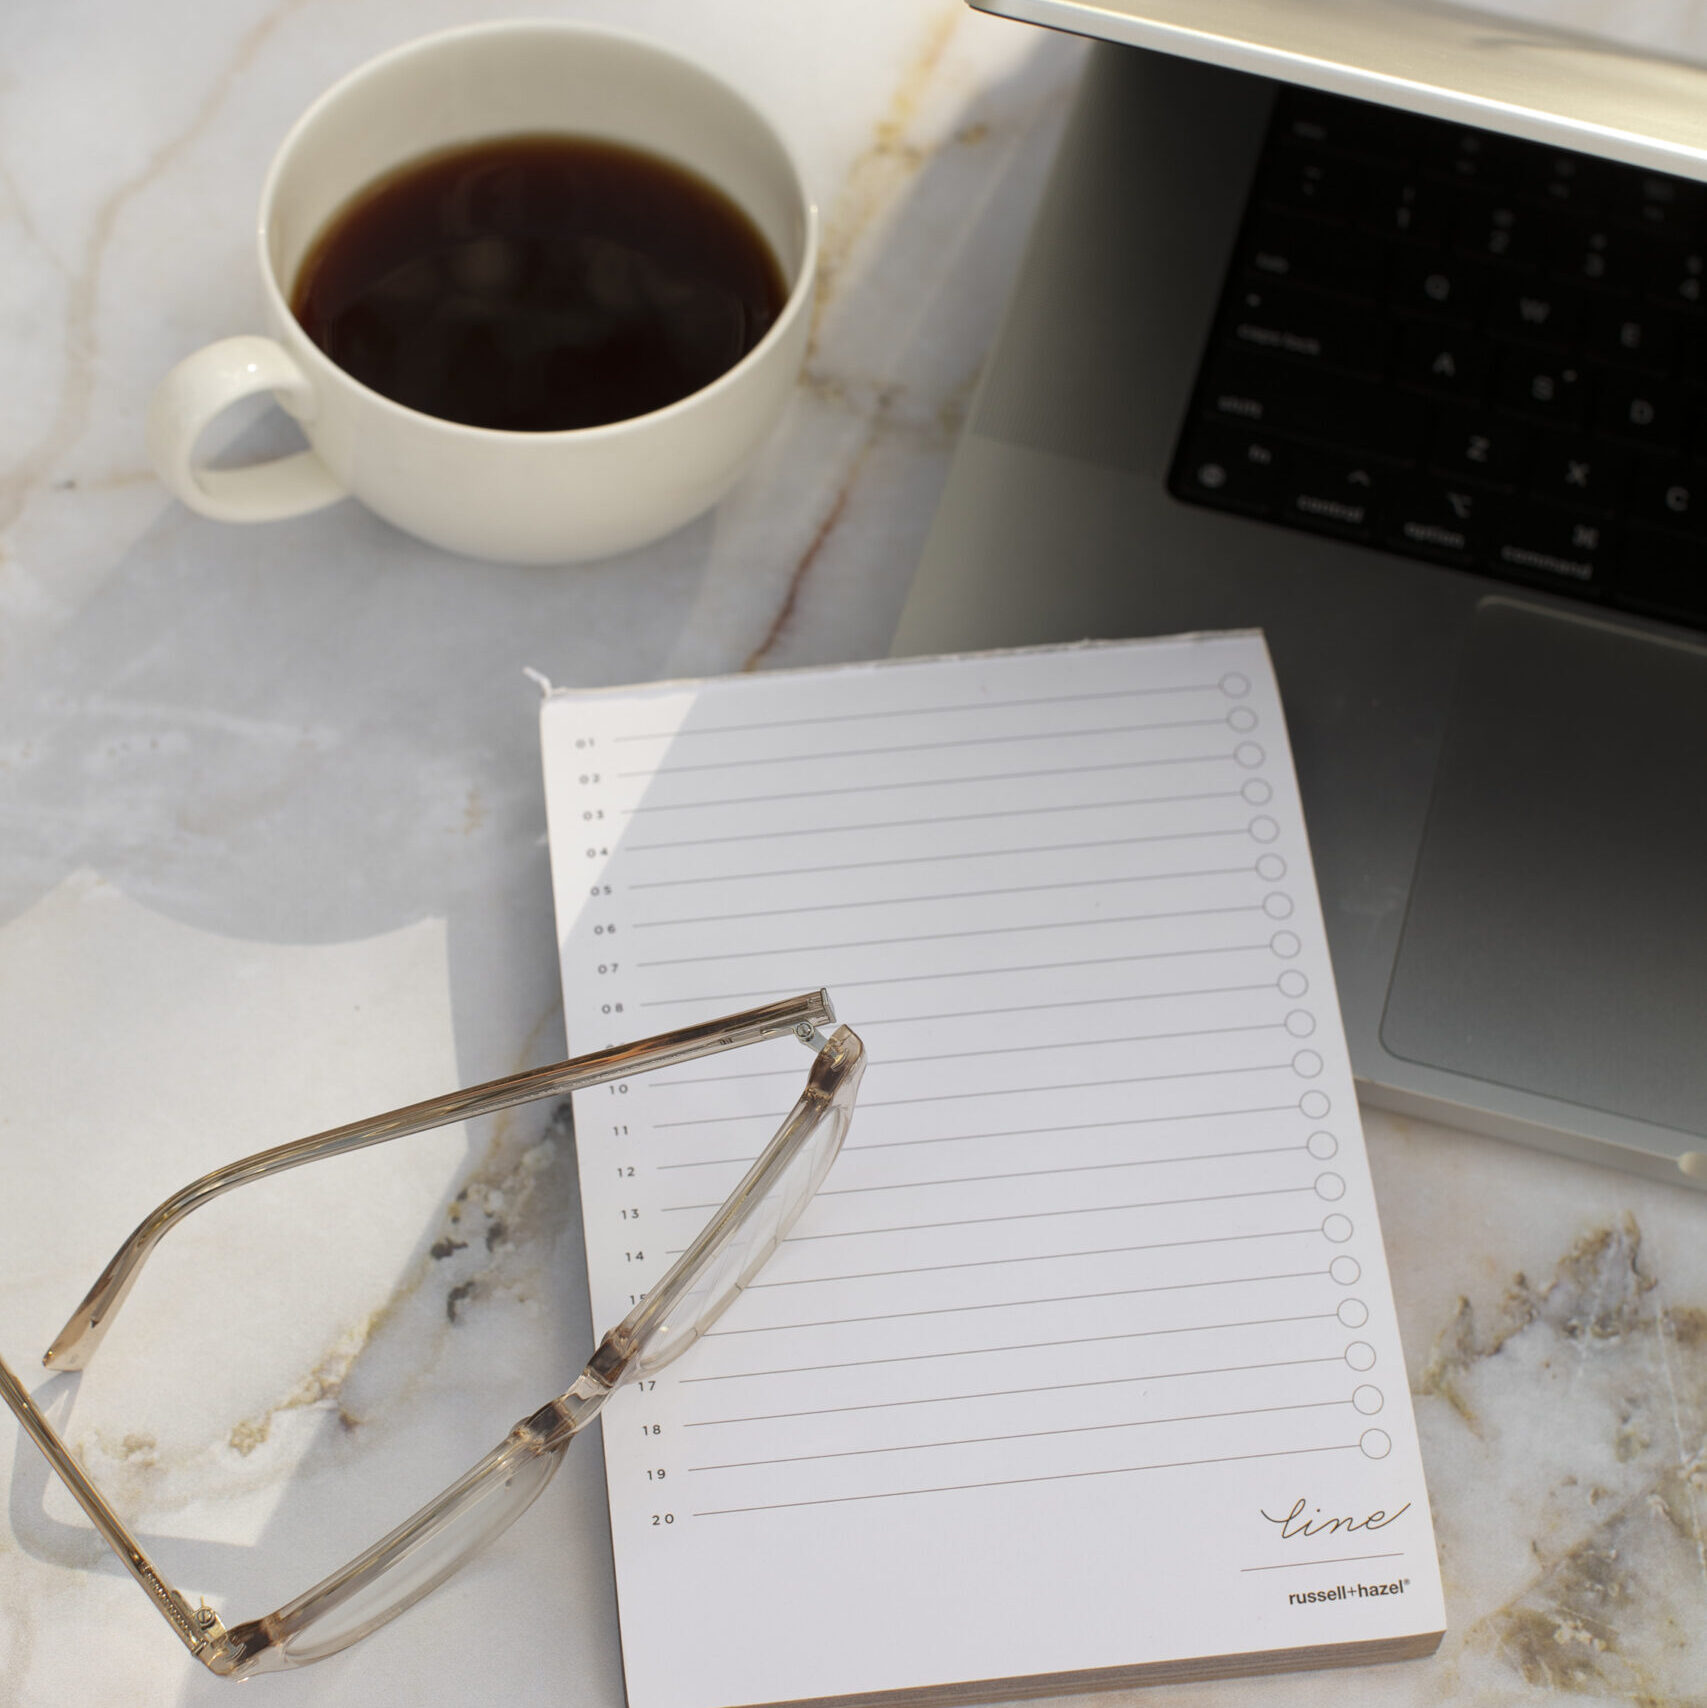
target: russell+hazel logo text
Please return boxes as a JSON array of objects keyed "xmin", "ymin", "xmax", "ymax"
[{"xmin": 1288, "ymin": 1578, "xmax": 1411, "ymax": 1606}]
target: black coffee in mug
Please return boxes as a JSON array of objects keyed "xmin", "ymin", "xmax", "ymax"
[{"xmin": 290, "ymin": 134, "xmax": 788, "ymax": 433}]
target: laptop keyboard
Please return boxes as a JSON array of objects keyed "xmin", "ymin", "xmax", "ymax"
[{"xmin": 1169, "ymin": 85, "xmax": 1707, "ymax": 631}]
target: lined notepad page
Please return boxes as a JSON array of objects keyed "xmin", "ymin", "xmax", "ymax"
[{"xmin": 542, "ymin": 635, "xmax": 1442, "ymax": 1708}]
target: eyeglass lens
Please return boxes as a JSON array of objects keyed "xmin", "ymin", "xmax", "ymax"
[{"xmin": 633, "ymin": 1089, "xmax": 853, "ymax": 1378}]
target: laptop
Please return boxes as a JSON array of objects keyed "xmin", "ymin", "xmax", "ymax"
[{"xmin": 890, "ymin": 0, "xmax": 1707, "ymax": 1186}]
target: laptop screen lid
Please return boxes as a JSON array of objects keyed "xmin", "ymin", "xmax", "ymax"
[{"xmin": 969, "ymin": 0, "xmax": 1707, "ymax": 178}]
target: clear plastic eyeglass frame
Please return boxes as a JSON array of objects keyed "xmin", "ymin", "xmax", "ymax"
[{"xmin": 0, "ymin": 991, "xmax": 863, "ymax": 1679}]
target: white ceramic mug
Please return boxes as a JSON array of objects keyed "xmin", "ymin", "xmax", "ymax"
[{"xmin": 147, "ymin": 21, "xmax": 817, "ymax": 564}]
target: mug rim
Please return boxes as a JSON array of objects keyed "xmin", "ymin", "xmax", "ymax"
[{"xmin": 254, "ymin": 18, "xmax": 818, "ymax": 446}]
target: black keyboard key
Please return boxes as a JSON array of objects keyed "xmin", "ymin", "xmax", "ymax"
[
  {"xmin": 1173, "ymin": 420, "xmax": 1287, "ymax": 514},
  {"xmin": 1495, "ymin": 350, "xmax": 1588, "ymax": 427},
  {"xmin": 1242, "ymin": 209, "xmax": 1383, "ymax": 300},
  {"xmin": 1273, "ymin": 94, "xmax": 1356, "ymax": 154},
  {"xmin": 1619, "ymin": 172, "xmax": 1706, "ymax": 235},
  {"xmin": 1645, "ymin": 240, "xmax": 1707, "ymax": 308},
  {"xmin": 1430, "ymin": 406, "xmax": 1528, "ymax": 489},
  {"xmin": 1626, "ymin": 459, "xmax": 1707, "ymax": 537},
  {"xmin": 1390, "ymin": 248, "xmax": 1488, "ymax": 323},
  {"xmin": 1548, "ymin": 222, "xmax": 1648, "ymax": 291},
  {"xmin": 1393, "ymin": 321, "xmax": 1491, "ymax": 401},
  {"xmin": 1415, "ymin": 123, "xmax": 1525, "ymax": 185},
  {"xmin": 1258, "ymin": 145, "xmax": 1379, "ymax": 221},
  {"xmin": 1357, "ymin": 175, "xmax": 1451, "ymax": 247},
  {"xmin": 1551, "ymin": 223, "xmax": 1613, "ymax": 286},
  {"xmin": 1381, "ymin": 474, "xmax": 1484, "ymax": 565},
  {"xmin": 1225, "ymin": 281, "xmax": 1385, "ymax": 375},
  {"xmin": 1525, "ymin": 430, "xmax": 1626, "ymax": 514},
  {"xmin": 1281, "ymin": 446, "xmax": 1384, "ymax": 538},
  {"xmin": 1620, "ymin": 529, "xmax": 1707, "ymax": 623},
  {"xmin": 1594, "ymin": 373, "xmax": 1686, "ymax": 452},
  {"xmin": 1583, "ymin": 297, "xmax": 1683, "ymax": 371},
  {"xmin": 1488, "ymin": 499, "xmax": 1617, "ymax": 594},
  {"xmin": 1509, "ymin": 148, "xmax": 1614, "ymax": 214},
  {"xmin": 1483, "ymin": 273, "xmax": 1582, "ymax": 348},
  {"xmin": 1202, "ymin": 350, "xmax": 1428, "ymax": 463},
  {"xmin": 1272, "ymin": 87, "xmax": 1427, "ymax": 164},
  {"xmin": 1451, "ymin": 193, "xmax": 1563, "ymax": 268}
]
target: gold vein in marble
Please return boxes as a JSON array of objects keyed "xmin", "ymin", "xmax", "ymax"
[
  {"xmin": 743, "ymin": 11, "xmax": 1082, "ymax": 670},
  {"xmin": 0, "ymin": 0, "xmax": 313, "ymax": 542},
  {"xmin": 1421, "ymin": 1215, "xmax": 1707, "ymax": 1698}
]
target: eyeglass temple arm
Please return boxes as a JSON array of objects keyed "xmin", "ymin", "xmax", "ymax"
[
  {"xmin": 44, "ymin": 990, "xmax": 835, "ymax": 1373},
  {"xmin": 0, "ymin": 1352, "xmax": 238, "ymax": 1669},
  {"xmin": 0, "ymin": 1336, "xmax": 628, "ymax": 1677}
]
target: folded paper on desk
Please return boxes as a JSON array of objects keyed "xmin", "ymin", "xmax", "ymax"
[{"xmin": 540, "ymin": 634, "xmax": 1444, "ymax": 1708}]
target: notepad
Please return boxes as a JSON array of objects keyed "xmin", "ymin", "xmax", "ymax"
[{"xmin": 539, "ymin": 634, "xmax": 1444, "ymax": 1708}]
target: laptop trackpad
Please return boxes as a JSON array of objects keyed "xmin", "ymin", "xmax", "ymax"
[{"xmin": 1381, "ymin": 597, "xmax": 1707, "ymax": 1138}]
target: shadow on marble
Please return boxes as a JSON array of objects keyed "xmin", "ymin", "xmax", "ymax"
[
  {"xmin": 0, "ymin": 23, "xmax": 1085, "ymax": 1058},
  {"xmin": 0, "ymin": 33, "xmax": 1091, "ymax": 1705}
]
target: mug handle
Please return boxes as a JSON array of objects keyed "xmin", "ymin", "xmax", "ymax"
[{"xmin": 147, "ymin": 335, "xmax": 346, "ymax": 522}]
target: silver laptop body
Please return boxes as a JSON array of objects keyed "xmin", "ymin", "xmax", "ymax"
[{"xmin": 891, "ymin": 10, "xmax": 1707, "ymax": 1187}]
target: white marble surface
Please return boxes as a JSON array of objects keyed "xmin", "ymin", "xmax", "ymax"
[{"xmin": 0, "ymin": 3, "xmax": 1703, "ymax": 1706}]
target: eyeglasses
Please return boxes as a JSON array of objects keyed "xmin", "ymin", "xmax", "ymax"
[{"xmin": 0, "ymin": 991, "xmax": 862, "ymax": 1679}]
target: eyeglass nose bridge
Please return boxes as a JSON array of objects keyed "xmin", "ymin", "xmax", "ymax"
[{"xmin": 522, "ymin": 1362, "xmax": 618, "ymax": 1452}]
